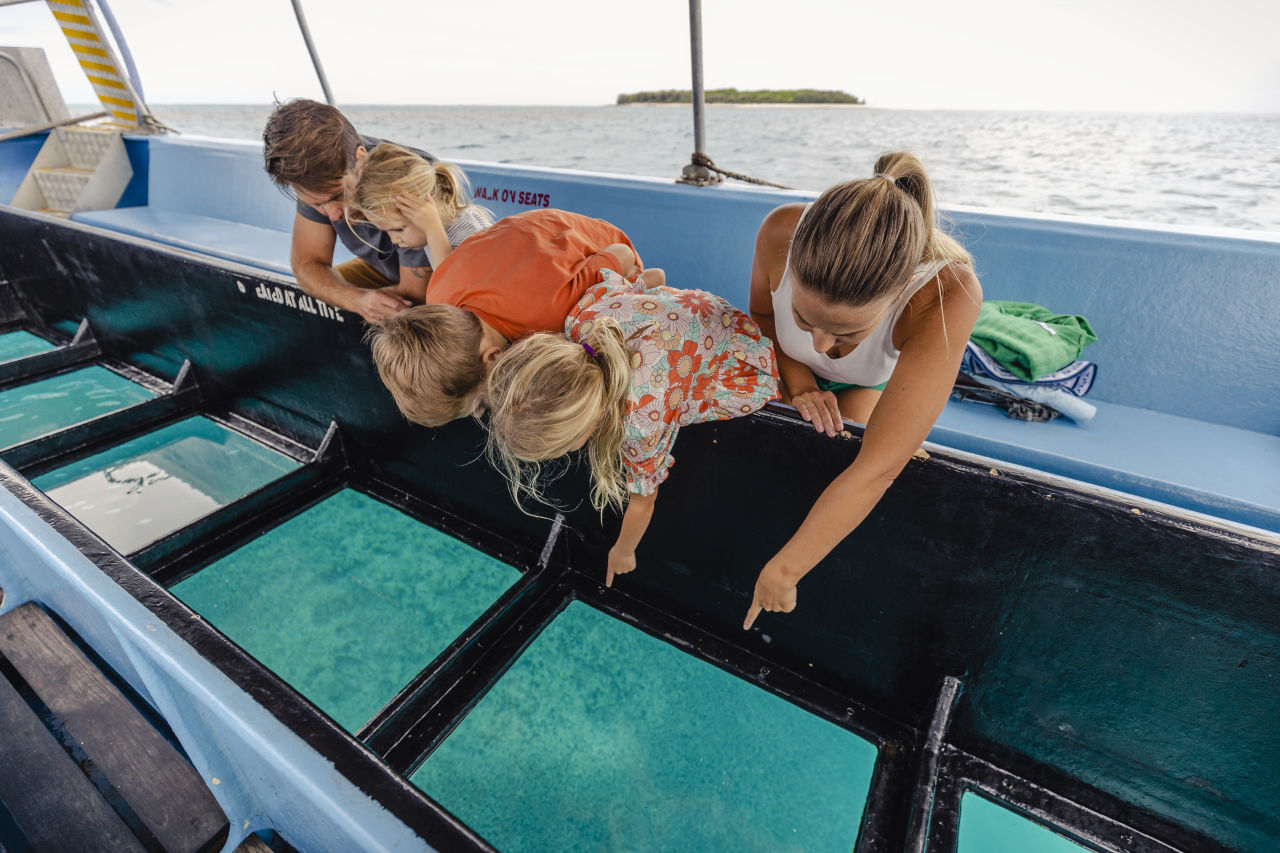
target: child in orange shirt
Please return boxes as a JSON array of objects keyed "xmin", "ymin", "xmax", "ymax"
[{"xmin": 368, "ymin": 208, "xmax": 661, "ymax": 426}]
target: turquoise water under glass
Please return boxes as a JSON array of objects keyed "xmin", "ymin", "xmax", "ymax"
[
  {"xmin": 957, "ymin": 791, "xmax": 1093, "ymax": 853},
  {"xmin": 0, "ymin": 366, "xmax": 154, "ymax": 448},
  {"xmin": 413, "ymin": 601, "xmax": 879, "ymax": 853},
  {"xmin": 0, "ymin": 330, "xmax": 55, "ymax": 362},
  {"xmin": 173, "ymin": 489, "xmax": 521, "ymax": 733},
  {"xmin": 33, "ymin": 417, "xmax": 297, "ymax": 553}
]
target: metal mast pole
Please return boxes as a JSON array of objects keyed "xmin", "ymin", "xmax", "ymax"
[
  {"xmin": 290, "ymin": 0, "xmax": 336, "ymax": 107},
  {"xmin": 677, "ymin": 0, "xmax": 721, "ymax": 185}
]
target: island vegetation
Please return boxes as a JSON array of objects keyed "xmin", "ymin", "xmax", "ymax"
[{"xmin": 617, "ymin": 88, "xmax": 864, "ymax": 105}]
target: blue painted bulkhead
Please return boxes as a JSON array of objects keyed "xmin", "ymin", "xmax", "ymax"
[
  {"xmin": 58, "ymin": 134, "xmax": 1280, "ymax": 531},
  {"xmin": 0, "ymin": 132, "xmax": 46, "ymax": 203}
]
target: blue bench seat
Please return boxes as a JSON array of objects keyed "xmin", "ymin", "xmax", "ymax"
[
  {"xmin": 70, "ymin": 135, "xmax": 352, "ymax": 277},
  {"xmin": 930, "ymin": 398, "xmax": 1279, "ymax": 533},
  {"xmin": 74, "ymin": 207, "xmax": 297, "ymax": 275}
]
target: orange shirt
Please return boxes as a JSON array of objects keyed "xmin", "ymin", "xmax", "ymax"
[{"xmin": 426, "ymin": 209, "xmax": 640, "ymax": 341}]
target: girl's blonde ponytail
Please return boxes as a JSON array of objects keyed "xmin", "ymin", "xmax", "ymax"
[{"xmin": 485, "ymin": 319, "xmax": 634, "ymax": 514}]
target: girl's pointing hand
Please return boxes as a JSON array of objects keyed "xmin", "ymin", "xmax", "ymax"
[
  {"xmin": 743, "ymin": 559, "xmax": 798, "ymax": 629},
  {"xmin": 606, "ymin": 546, "xmax": 637, "ymax": 588}
]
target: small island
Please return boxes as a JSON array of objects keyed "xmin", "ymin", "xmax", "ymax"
[{"xmin": 617, "ymin": 88, "xmax": 864, "ymax": 105}]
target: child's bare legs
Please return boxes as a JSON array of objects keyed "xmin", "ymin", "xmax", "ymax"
[
  {"xmin": 597, "ymin": 243, "xmax": 637, "ymax": 274},
  {"xmin": 333, "ymin": 259, "xmax": 413, "ymax": 321},
  {"xmin": 640, "ymin": 268, "xmax": 665, "ymax": 288}
]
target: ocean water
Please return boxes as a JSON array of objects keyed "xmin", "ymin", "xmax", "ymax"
[
  {"xmin": 0, "ymin": 329, "xmax": 55, "ymax": 363},
  {"xmin": 0, "ymin": 365, "xmax": 153, "ymax": 448},
  {"xmin": 413, "ymin": 601, "xmax": 878, "ymax": 853},
  {"xmin": 957, "ymin": 792, "xmax": 1091, "ymax": 853},
  {"xmin": 173, "ymin": 488, "xmax": 521, "ymax": 733},
  {"xmin": 33, "ymin": 416, "xmax": 298, "ymax": 553},
  {"xmin": 147, "ymin": 103, "xmax": 1280, "ymax": 233}
]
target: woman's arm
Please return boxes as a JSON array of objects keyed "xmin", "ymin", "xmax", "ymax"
[
  {"xmin": 744, "ymin": 264, "xmax": 982, "ymax": 629},
  {"xmin": 748, "ymin": 205, "xmax": 845, "ymax": 436},
  {"xmin": 607, "ymin": 489, "xmax": 658, "ymax": 587}
]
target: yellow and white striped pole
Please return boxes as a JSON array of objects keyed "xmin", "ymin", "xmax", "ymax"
[{"xmin": 46, "ymin": 0, "xmax": 148, "ymax": 128}]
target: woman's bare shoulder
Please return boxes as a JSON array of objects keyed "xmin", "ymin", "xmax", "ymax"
[
  {"xmin": 895, "ymin": 261, "xmax": 982, "ymax": 348},
  {"xmin": 753, "ymin": 204, "xmax": 807, "ymax": 295},
  {"xmin": 939, "ymin": 261, "xmax": 982, "ymax": 307},
  {"xmin": 757, "ymin": 202, "xmax": 806, "ymax": 248},
  {"xmin": 907, "ymin": 261, "xmax": 982, "ymax": 310}
]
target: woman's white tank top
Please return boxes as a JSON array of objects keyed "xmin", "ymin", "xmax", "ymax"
[{"xmin": 770, "ymin": 205, "xmax": 950, "ymax": 387}]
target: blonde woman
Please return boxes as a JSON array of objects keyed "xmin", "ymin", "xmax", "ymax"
[
  {"xmin": 486, "ymin": 270, "xmax": 779, "ymax": 586},
  {"xmin": 347, "ymin": 143, "xmax": 492, "ymax": 298},
  {"xmin": 745, "ymin": 152, "xmax": 983, "ymax": 629}
]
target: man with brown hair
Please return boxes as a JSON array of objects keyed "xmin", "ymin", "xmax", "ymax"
[{"xmin": 263, "ymin": 98, "xmax": 434, "ymax": 322}]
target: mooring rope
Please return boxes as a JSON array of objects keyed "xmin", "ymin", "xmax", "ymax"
[{"xmin": 690, "ymin": 152, "xmax": 792, "ymax": 190}]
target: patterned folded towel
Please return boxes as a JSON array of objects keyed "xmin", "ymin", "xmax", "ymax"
[
  {"xmin": 964, "ymin": 372, "xmax": 1097, "ymax": 423},
  {"xmin": 961, "ymin": 342, "xmax": 1097, "ymax": 397},
  {"xmin": 970, "ymin": 300, "xmax": 1097, "ymax": 381}
]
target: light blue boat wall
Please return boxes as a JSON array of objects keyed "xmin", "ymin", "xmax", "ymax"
[
  {"xmin": 453, "ymin": 161, "xmax": 1280, "ymax": 435},
  {"xmin": 146, "ymin": 136, "xmax": 297, "ymax": 232},
  {"xmin": 69, "ymin": 135, "xmax": 1280, "ymax": 433},
  {"xmin": 0, "ymin": 481, "xmax": 436, "ymax": 853},
  {"xmin": 27, "ymin": 134, "xmax": 1280, "ymax": 530},
  {"xmin": 72, "ymin": 135, "xmax": 356, "ymax": 273}
]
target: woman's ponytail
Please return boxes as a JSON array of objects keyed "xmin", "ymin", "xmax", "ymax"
[
  {"xmin": 791, "ymin": 151, "xmax": 970, "ymax": 308},
  {"xmin": 430, "ymin": 162, "xmax": 493, "ymax": 228},
  {"xmin": 874, "ymin": 151, "xmax": 971, "ymax": 267}
]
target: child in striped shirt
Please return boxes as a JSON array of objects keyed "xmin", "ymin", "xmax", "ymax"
[{"xmin": 346, "ymin": 143, "xmax": 493, "ymax": 299}]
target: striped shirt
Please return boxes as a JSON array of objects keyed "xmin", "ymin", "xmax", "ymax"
[{"xmin": 426, "ymin": 206, "xmax": 494, "ymax": 268}]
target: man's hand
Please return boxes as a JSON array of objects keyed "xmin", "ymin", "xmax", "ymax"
[
  {"xmin": 356, "ymin": 287, "xmax": 412, "ymax": 323},
  {"xmin": 743, "ymin": 559, "xmax": 799, "ymax": 630},
  {"xmin": 606, "ymin": 546, "xmax": 637, "ymax": 588},
  {"xmin": 790, "ymin": 388, "xmax": 843, "ymax": 437}
]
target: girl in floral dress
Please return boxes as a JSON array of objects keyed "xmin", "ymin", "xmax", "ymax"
[{"xmin": 485, "ymin": 269, "xmax": 779, "ymax": 585}]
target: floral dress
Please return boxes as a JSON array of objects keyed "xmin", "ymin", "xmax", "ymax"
[{"xmin": 567, "ymin": 270, "xmax": 779, "ymax": 495}]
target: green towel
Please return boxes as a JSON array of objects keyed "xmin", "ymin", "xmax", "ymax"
[{"xmin": 970, "ymin": 300, "xmax": 1097, "ymax": 381}]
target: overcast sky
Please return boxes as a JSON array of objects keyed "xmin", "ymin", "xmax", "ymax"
[{"xmin": 2, "ymin": 0, "xmax": 1277, "ymax": 112}]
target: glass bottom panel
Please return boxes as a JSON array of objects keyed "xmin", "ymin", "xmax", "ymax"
[
  {"xmin": 32, "ymin": 417, "xmax": 298, "ymax": 553},
  {"xmin": 413, "ymin": 602, "xmax": 878, "ymax": 853},
  {"xmin": 0, "ymin": 330, "xmax": 55, "ymax": 363},
  {"xmin": 958, "ymin": 791, "xmax": 1092, "ymax": 853},
  {"xmin": 173, "ymin": 489, "xmax": 521, "ymax": 732},
  {"xmin": 0, "ymin": 366, "xmax": 154, "ymax": 447}
]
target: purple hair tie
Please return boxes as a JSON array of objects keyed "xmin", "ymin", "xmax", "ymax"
[{"xmin": 582, "ymin": 342, "xmax": 598, "ymax": 358}]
